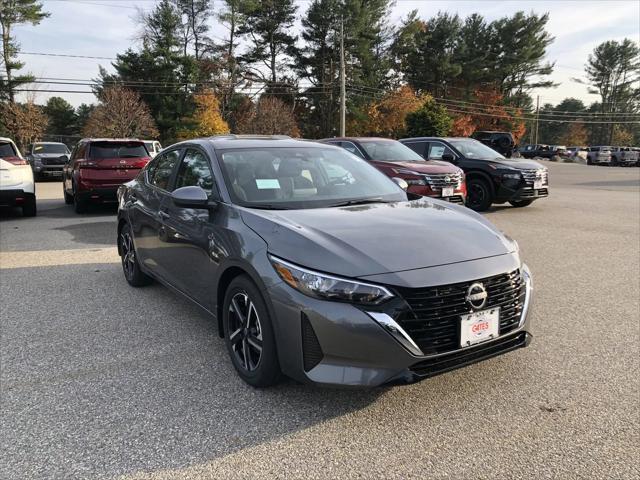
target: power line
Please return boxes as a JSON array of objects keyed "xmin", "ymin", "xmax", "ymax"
[{"xmin": 19, "ymin": 52, "xmax": 116, "ymax": 60}]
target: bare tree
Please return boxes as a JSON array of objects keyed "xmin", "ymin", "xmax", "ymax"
[
  {"xmin": 236, "ymin": 96, "xmax": 299, "ymax": 136},
  {"xmin": 84, "ymin": 86, "xmax": 159, "ymax": 138}
]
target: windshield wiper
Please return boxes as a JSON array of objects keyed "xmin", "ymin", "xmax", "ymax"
[
  {"xmin": 327, "ymin": 197, "xmax": 386, "ymax": 208},
  {"xmin": 246, "ymin": 204, "xmax": 290, "ymax": 210}
]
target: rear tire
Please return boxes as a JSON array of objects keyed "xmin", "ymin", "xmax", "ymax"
[
  {"xmin": 509, "ymin": 199, "xmax": 534, "ymax": 208},
  {"xmin": 22, "ymin": 195, "xmax": 37, "ymax": 217},
  {"xmin": 466, "ymin": 177, "xmax": 493, "ymax": 212},
  {"xmin": 223, "ymin": 275, "xmax": 281, "ymax": 387},
  {"xmin": 73, "ymin": 186, "xmax": 88, "ymax": 213},
  {"xmin": 118, "ymin": 223, "xmax": 152, "ymax": 287}
]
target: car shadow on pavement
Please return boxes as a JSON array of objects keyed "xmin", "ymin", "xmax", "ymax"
[{"xmin": 0, "ymin": 262, "xmax": 387, "ymax": 479}]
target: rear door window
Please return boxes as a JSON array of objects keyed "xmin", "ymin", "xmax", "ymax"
[
  {"xmin": 404, "ymin": 141, "xmax": 427, "ymax": 157},
  {"xmin": 148, "ymin": 149, "xmax": 182, "ymax": 191},
  {"xmin": 340, "ymin": 142, "xmax": 365, "ymax": 159}
]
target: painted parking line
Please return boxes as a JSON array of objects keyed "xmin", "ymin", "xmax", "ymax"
[{"xmin": 0, "ymin": 247, "xmax": 119, "ymax": 269}]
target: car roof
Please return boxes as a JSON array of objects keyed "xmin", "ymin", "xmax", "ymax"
[
  {"xmin": 400, "ymin": 137, "xmax": 472, "ymax": 142},
  {"xmin": 34, "ymin": 141, "xmax": 66, "ymax": 145},
  {"xmin": 175, "ymin": 135, "xmax": 336, "ymax": 150},
  {"xmin": 318, "ymin": 137, "xmax": 399, "ymax": 143},
  {"xmin": 0, "ymin": 137, "xmax": 16, "ymax": 143},
  {"xmin": 79, "ymin": 138, "xmax": 144, "ymax": 143}
]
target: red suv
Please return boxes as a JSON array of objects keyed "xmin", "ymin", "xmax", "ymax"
[
  {"xmin": 318, "ymin": 137, "xmax": 466, "ymax": 203},
  {"xmin": 63, "ymin": 139, "xmax": 151, "ymax": 213}
]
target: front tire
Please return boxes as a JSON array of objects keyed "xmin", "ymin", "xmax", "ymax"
[
  {"xmin": 509, "ymin": 199, "xmax": 534, "ymax": 208},
  {"xmin": 466, "ymin": 177, "xmax": 493, "ymax": 212},
  {"xmin": 223, "ymin": 275, "xmax": 281, "ymax": 387},
  {"xmin": 63, "ymin": 183, "xmax": 73, "ymax": 204},
  {"xmin": 119, "ymin": 223, "xmax": 152, "ymax": 287}
]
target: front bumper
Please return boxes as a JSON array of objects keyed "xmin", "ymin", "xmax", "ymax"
[
  {"xmin": 33, "ymin": 164, "xmax": 64, "ymax": 176},
  {"xmin": 267, "ymin": 258, "xmax": 534, "ymax": 387}
]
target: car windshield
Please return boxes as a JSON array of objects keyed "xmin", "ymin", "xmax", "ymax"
[
  {"xmin": 34, "ymin": 143, "xmax": 68, "ymax": 154},
  {"xmin": 0, "ymin": 142, "xmax": 17, "ymax": 157},
  {"xmin": 218, "ymin": 146, "xmax": 406, "ymax": 209},
  {"xmin": 89, "ymin": 142, "xmax": 148, "ymax": 159},
  {"xmin": 449, "ymin": 139, "xmax": 506, "ymax": 159},
  {"xmin": 358, "ymin": 140, "xmax": 424, "ymax": 162}
]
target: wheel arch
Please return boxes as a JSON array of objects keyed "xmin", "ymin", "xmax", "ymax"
[
  {"xmin": 465, "ymin": 169, "xmax": 495, "ymax": 193},
  {"xmin": 215, "ymin": 263, "xmax": 268, "ymax": 338}
]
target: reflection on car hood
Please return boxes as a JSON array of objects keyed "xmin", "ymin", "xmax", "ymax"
[
  {"xmin": 488, "ymin": 158, "xmax": 545, "ymax": 170},
  {"xmin": 240, "ymin": 198, "xmax": 515, "ymax": 277},
  {"xmin": 373, "ymin": 159, "xmax": 461, "ymax": 174},
  {"xmin": 33, "ymin": 153, "xmax": 68, "ymax": 158}
]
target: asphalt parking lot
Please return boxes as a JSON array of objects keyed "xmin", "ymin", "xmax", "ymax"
[{"xmin": 1, "ymin": 162, "xmax": 639, "ymax": 479}]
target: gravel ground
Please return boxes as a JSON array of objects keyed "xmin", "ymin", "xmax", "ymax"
[{"xmin": 1, "ymin": 162, "xmax": 639, "ymax": 479}]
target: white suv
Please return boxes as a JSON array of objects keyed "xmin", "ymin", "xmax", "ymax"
[
  {"xmin": 0, "ymin": 137, "xmax": 36, "ymax": 216},
  {"xmin": 143, "ymin": 140, "xmax": 163, "ymax": 158}
]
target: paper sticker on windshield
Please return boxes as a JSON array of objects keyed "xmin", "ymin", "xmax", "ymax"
[{"xmin": 255, "ymin": 178, "xmax": 280, "ymax": 189}]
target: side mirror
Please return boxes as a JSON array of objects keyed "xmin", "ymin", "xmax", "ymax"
[
  {"xmin": 441, "ymin": 153, "xmax": 455, "ymax": 163},
  {"xmin": 391, "ymin": 177, "xmax": 409, "ymax": 191},
  {"xmin": 171, "ymin": 186, "xmax": 213, "ymax": 208}
]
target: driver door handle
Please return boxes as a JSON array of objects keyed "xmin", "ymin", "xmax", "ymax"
[{"xmin": 158, "ymin": 210, "xmax": 169, "ymax": 220}]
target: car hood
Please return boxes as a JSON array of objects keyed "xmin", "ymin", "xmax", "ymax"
[
  {"xmin": 374, "ymin": 159, "xmax": 460, "ymax": 174},
  {"xmin": 488, "ymin": 158, "xmax": 545, "ymax": 170},
  {"xmin": 240, "ymin": 199, "xmax": 515, "ymax": 277},
  {"xmin": 33, "ymin": 153, "xmax": 68, "ymax": 158}
]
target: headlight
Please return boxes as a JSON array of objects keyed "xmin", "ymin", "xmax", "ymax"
[
  {"xmin": 405, "ymin": 178, "xmax": 426, "ymax": 186},
  {"xmin": 502, "ymin": 172, "xmax": 521, "ymax": 180},
  {"xmin": 269, "ymin": 255, "xmax": 394, "ymax": 305}
]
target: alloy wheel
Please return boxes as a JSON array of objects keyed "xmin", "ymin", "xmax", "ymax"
[
  {"xmin": 468, "ymin": 182, "xmax": 486, "ymax": 209},
  {"xmin": 120, "ymin": 231, "xmax": 136, "ymax": 280},
  {"xmin": 228, "ymin": 292, "xmax": 263, "ymax": 372}
]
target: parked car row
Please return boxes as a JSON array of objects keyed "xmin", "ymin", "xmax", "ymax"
[
  {"xmin": 518, "ymin": 144, "xmax": 640, "ymax": 166},
  {"xmin": 115, "ymin": 135, "xmax": 534, "ymax": 387}
]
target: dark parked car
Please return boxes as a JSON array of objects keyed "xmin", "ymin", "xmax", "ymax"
[
  {"xmin": 318, "ymin": 137, "xmax": 466, "ymax": 204},
  {"xmin": 117, "ymin": 135, "xmax": 533, "ymax": 387},
  {"xmin": 25, "ymin": 142, "xmax": 70, "ymax": 180},
  {"xmin": 400, "ymin": 137, "xmax": 549, "ymax": 211},
  {"xmin": 471, "ymin": 131, "xmax": 515, "ymax": 157},
  {"xmin": 63, "ymin": 138, "xmax": 151, "ymax": 213}
]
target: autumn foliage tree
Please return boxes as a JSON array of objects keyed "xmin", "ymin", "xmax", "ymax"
[
  {"xmin": 1, "ymin": 98, "xmax": 48, "ymax": 148},
  {"xmin": 449, "ymin": 89, "xmax": 527, "ymax": 142},
  {"xmin": 179, "ymin": 89, "xmax": 229, "ymax": 138},
  {"xmin": 236, "ymin": 96, "xmax": 299, "ymax": 136},
  {"xmin": 84, "ymin": 86, "xmax": 159, "ymax": 138},
  {"xmin": 364, "ymin": 86, "xmax": 428, "ymax": 137},
  {"xmin": 558, "ymin": 122, "xmax": 588, "ymax": 146}
]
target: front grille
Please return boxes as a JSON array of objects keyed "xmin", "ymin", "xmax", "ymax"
[
  {"xmin": 41, "ymin": 157, "xmax": 67, "ymax": 165},
  {"xmin": 521, "ymin": 168, "xmax": 548, "ymax": 186},
  {"xmin": 394, "ymin": 270, "xmax": 525, "ymax": 355},
  {"xmin": 424, "ymin": 172, "xmax": 462, "ymax": 189},
  {"xmin": 409, "ymin": 332, "xmax": 529, "ymax": 378},
  {"xmin": 301, "ymin": 313, "xmax": 323, "ymax": 372}
]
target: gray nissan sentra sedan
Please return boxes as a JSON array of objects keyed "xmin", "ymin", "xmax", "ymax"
[{"xmin": 117, "ymin": 135, "xmax": 533, "ymax": 387}]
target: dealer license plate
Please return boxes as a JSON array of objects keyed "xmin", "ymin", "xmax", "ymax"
[
  {"xmin": 460, "ymin": 308, "xmax": 500, "ymax": 347},
  {"xmin": 442, "ymin": 187, "xmax": 454, "ymax": 197}
]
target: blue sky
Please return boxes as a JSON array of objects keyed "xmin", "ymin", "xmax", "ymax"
[{"xmin": 13, "ymin": 0, "xmax": 640, "ymax": 107}]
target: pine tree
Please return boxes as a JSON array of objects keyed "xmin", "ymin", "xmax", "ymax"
[{"xmin": 0, "ymin": 0, "xmax": 49, "ymax": 102}]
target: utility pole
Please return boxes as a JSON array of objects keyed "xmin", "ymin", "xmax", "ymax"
[
  {"xmin": 339, "ymin": 16, "xmax": 346, "ymax": 137},
  {"xmin": 534, "ymin": 95, "xmax": 540, "ymax": 145}
]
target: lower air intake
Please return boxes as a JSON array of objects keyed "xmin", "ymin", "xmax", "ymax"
[{"xmin": 301, "ymin": 313, "xmax": 323, "ymax": 372}]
